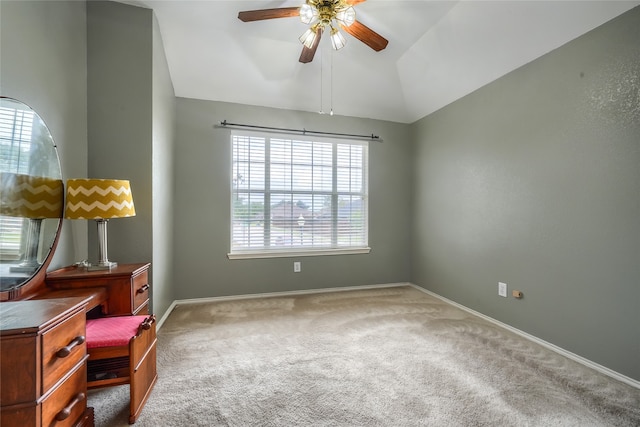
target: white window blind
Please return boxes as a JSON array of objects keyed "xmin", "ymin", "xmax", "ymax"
[
  {"xmin": 0, "ymin": 106, "xmax": 34, "ymax": 258},
  {"xmin": 230, "ymin": 131, "xmax": 369, "ymax": 258}
]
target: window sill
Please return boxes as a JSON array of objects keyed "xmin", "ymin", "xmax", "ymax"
[{"xmin": 227, "ymin": 247, "xmax": 371, "ymax": 260}]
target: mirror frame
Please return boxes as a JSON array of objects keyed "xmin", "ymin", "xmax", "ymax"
[{"xmin": 0, "ymin": 96, "xmax": 63, "ymax": 301}]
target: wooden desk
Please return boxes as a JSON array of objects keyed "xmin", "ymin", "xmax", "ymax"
[
  {"xmin": 0, "ymin": 263, "xmax": 151, "ymax": 426},
  {"xmin": 46, "ymin": 263, "xmax": 151, "ymax": 316},
  {"xmin": 31, "ymin": 287, "xmax": 108, "ymax": 314}
]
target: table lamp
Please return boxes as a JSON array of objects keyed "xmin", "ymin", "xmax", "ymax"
[
  {"xmin": 0, "ymin": 172, "xmax": 63, "ymax": 272},
  {"xmin": 65, "ymin": 178, "xmax": 135, "ymax": 270}
]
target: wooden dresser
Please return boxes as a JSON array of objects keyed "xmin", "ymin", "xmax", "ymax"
[
  {"xmin": 0, "ymin": 262, "xmax": 152, "ymax": 426},
  {"xmin": 0, "ymin": 298, "xmax": 94, "ymax": 427},
  {"xmin": 46, "ymin": 263, "xmax": 151, "ymax": 316}
]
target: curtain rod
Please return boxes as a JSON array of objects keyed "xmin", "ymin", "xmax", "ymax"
[{"xmin": 214, "ymin": 120, "xmax": 383, "ymax": 143}]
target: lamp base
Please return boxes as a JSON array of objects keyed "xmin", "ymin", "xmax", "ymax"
[
  {"xmin": 88, "ymin": 261, "xmax": 117, "ymax": 271},
  {"xmin": 10, "ymin": 219, "xmax": 43, "ymax": 274},
  {"xmin": 92, "ymin": 219, "xmax": 117, "ymax": 270},
  {"xmin": 9, "ymin": 264, "xmax": 39, "ymax": 273}
]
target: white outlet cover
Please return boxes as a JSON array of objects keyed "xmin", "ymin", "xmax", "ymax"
[
  {"xmin": 294, "ymin": 262, "xmax": 301, "ymax": 273},
  {"xmin": 498, "ymin": 282, "xmax": 507, "ymax": 297}
]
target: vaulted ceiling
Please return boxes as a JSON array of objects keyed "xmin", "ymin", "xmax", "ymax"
[{"xmin": 118, "ymin": 1, "xmax": 639, "ymax": 123}]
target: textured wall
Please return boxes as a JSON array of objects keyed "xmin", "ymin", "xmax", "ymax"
[
  {"xmin": 172, "ymin": 98, "xmax": 413, "ymax": 299},
  {"xmin": 411, "ymin": 7, "xmax": 640, "ymax": 381}
]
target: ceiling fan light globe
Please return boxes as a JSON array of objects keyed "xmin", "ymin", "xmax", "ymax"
[
  {"xmin": 335, "ymin": 6, "xmax": 356, "ymax": 27},
  {"xmin": 330, "ymin": 28, "xmax": 346, "ymax": 50},
  {"xmin": 300, "ymin": 4, "xmax": 317, "ymax": 25},
  {"xmin": 300, "ymin": 27, "xmax": 317, "ymax": 49}
]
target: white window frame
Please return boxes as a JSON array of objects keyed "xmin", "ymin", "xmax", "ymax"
[
  {"xmin": 0, "ymin": 106, "xmax": 35, "ymax": 259},
  {"xmin": 228, "ymin": 130, "xmax": 370, "ymax": 259}
]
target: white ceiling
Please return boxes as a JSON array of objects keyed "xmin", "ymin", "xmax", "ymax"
[{"xmin": 118, "ymin": 1, "xmax": 639, "ymax": 123}]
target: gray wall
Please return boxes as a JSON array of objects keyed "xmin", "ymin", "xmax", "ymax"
[
  {"xmin": 87, "ymin": 1, "xmax": 175, "ymax": 316},
  {"xmin": 151, "ymin": 14, "xmax": 176, "ymax": 318},
  {"xmin": 172, "ymin": 98, "xmax": 412, "ymax": 299},
  {"xmin": 0, "ymin": 0, "xmax": 88, "ymax": 269},
  {"xmin": 4, "ymin": 0, "xmax": 637, "ymax": 383},
  {"xmin": 87, "ymin": 1, "xmax": 153, "ymax": 265},
  {"xmin": 411, "ymin": 7, "xmax": 640, "ymax": 381}
]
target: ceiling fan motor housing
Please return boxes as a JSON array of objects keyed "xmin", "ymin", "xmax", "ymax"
[{"xmin": 309, "ymin": 0, "xmax": 353, "ymax": 27}]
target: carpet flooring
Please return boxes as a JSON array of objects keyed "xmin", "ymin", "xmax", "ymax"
[{"xmin": 88, "ymin": 286, "xmax": 640, "ymax": 426}]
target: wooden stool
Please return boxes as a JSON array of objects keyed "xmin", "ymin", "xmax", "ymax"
[{"xmin": 85, "ymin": 315, "xmax": 157, "ymax": 424}]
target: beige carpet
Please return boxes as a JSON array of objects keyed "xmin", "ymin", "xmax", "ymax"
[{"xmin": 88, "ymin": 286, "xmax": 640, "ymax": 426}]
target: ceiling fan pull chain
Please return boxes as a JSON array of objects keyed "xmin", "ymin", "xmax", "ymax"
[
  {"xmin": 318, "ymin": 49, "xmax": 324, "ymax": 114},
  {"xmin": 330, "ymin": 49, "xmax": 334, "ymax": 116}
]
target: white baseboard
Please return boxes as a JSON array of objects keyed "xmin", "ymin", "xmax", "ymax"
[
  {"xmin": 156, "ymin": 300, "xmax": 178, "ymax": 330},
  {"xmin": 173, "ymin": 282, "xmax": 410, "ymax": 307},
  {"xmin": 159, "ymin": 281, "xmax": 639, "ymax": 390},
  {"xmin": 407, "ymin": 283, "xmax": 640, "ymax": 390},
  {"xmin": 157, "ymin": 283, "xmax": 409, "ymax": 330}
]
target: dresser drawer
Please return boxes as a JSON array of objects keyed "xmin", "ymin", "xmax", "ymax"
[
  {"xmin": 46, "ymin": 263, "xmax": 151, "ymax": 316},
  {"xmin": 41, "ymin": 361, "xmax": 87, "ymax": 427},
  {"xmin": 132, "ymin": 271, "xmax": 150, "ymax": 314},
  {"xmin": 42, "ymin": 309, "xmax": 86, "ymax": 393}
]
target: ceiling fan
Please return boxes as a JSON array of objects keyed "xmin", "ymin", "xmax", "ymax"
[{"xmin": 238, "ymin": 0, "xmax": 388, "ymax": 64}]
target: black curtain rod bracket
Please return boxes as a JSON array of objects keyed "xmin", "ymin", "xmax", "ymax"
[{"xmin": 214, "ymin": 120, "xmax": 383, "ymax": 143}]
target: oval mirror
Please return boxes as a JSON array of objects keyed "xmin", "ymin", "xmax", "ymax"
[{"xmin": 0, "ymin": 96, "xmax": 63, "ymax": 299}]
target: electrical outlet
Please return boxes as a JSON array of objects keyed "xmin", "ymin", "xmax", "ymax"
[
  {"xmin": 498, "ymin": 282, "xmax": 507, "ymax": 297},
  {"xmin": 294, "ymin": 262, "xmax": 301, "ymax": 273}
]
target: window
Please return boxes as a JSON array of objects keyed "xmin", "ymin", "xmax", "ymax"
[
  {"xmin": 0, "ymin": 106, "xmax": 35, "ymax": 259},
  {"xmin": 230, "ymin": 131, "xmax": 369, "ymax": 258}
]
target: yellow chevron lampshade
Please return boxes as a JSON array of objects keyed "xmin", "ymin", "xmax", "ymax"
[
  {"xmin": 0, "ymin": 172, "xmax": 63, "ymax": 219},
  {"xmin": 65, "ymin": 179, "xmax": 136, "ymax": 220}
]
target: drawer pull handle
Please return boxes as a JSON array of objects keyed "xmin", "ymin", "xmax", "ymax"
[
  {"xmin": 136, "ymin": 284, "xmax": 150, "ymax": 294},
  {"xmin": 138, "ymin": 315, "xmax": 156, "ymax": 332},
  {"xmin": 56, "ymin": 335, "xmax": 86, "ymax": 358},
  {"xmin": 56, "ymin": 392, "xmax": 86, "ymax": 421}
]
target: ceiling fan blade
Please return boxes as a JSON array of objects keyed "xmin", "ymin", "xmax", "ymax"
[
  {"xmin": 341, "ymin": 20, "xmax": 388, "ymax": 52},
  {"xmin": 238, "ymin": 7, "xmax": 300, "ymax": 22},
  {"xmin": 299, "ymin": 27, "xmax": 323, "ymax": 64}
]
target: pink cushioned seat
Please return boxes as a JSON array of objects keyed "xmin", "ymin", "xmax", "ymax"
[
  {"xmin": 86, "ymin": 315, "xmax": 149, "ymax": 348},
  {"xmin": 85, "ymin": 314, "xmax": 157, "ymax": 424}
]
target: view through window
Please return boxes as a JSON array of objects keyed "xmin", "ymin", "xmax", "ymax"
[
  {"xmin": 0, "ymin": 106, "xmax": 34, "ymax": 258},
  {"xmin": 230, "ymin": 132, "xmax": 369, "ymax": 257}
]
